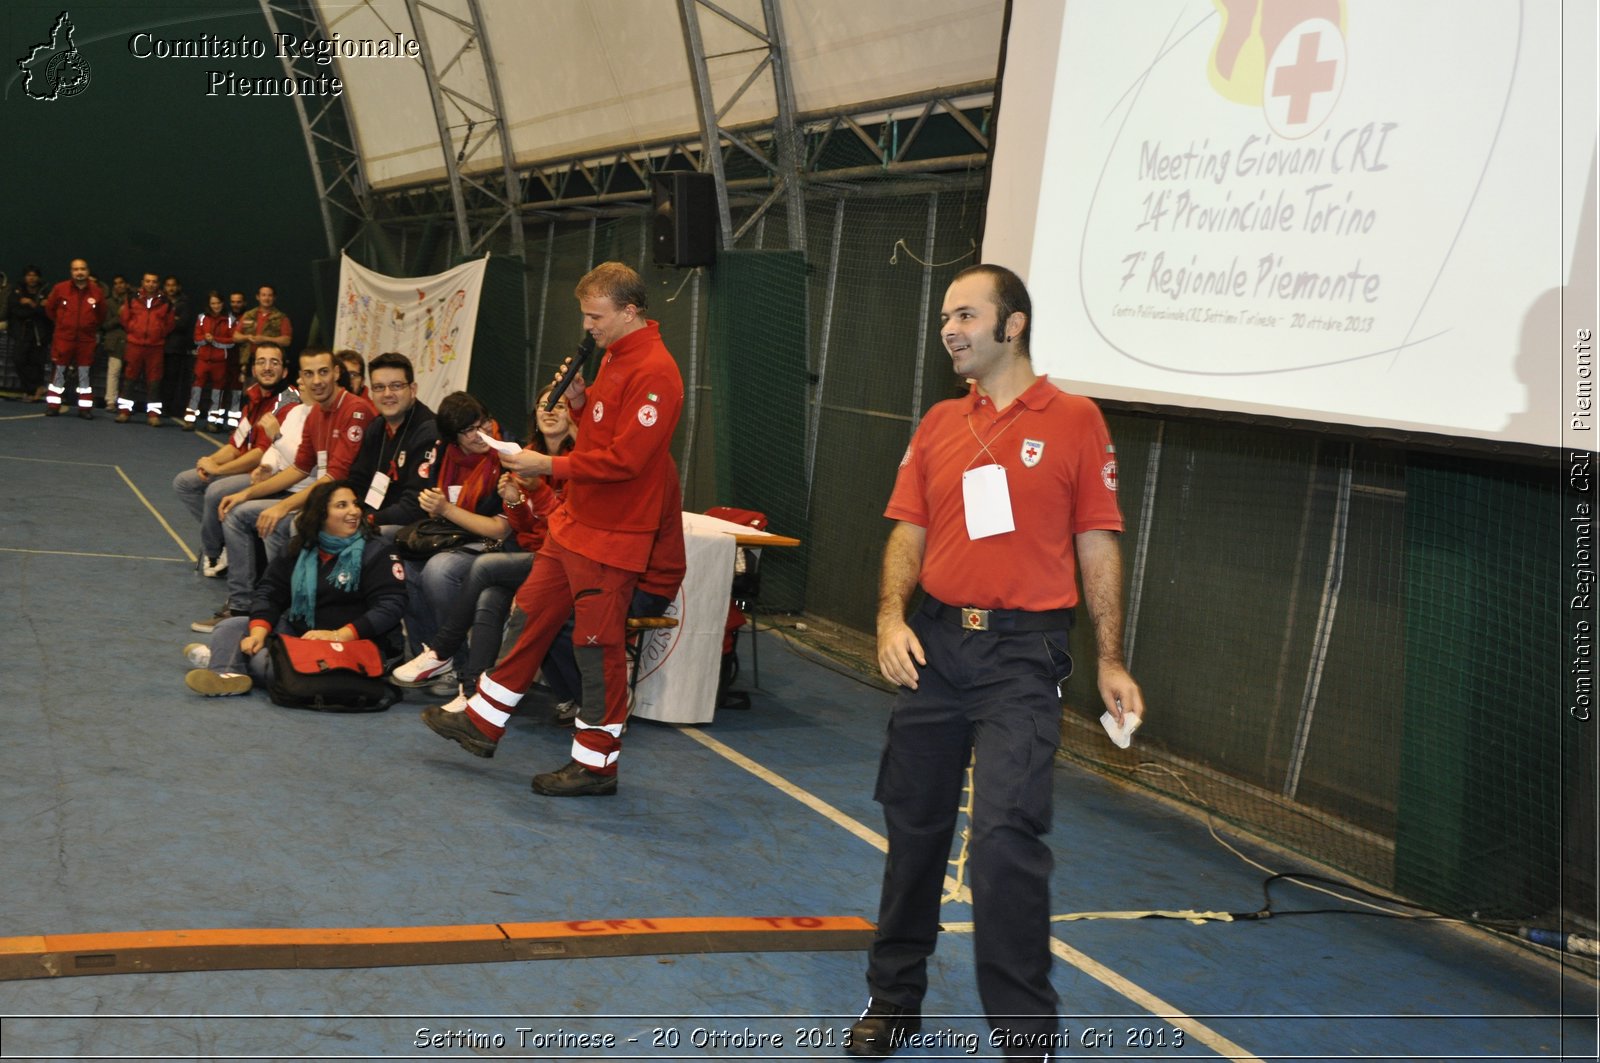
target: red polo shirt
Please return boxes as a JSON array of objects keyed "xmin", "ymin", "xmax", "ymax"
[
  {"xmin": 294, "ymin": 389, "xmax": 378, "ymax": 481},
  {"xmin": 885, "ymin": 375, "xmax": 1123, "ymax": 611}
]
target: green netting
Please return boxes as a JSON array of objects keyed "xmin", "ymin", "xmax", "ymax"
[{"xmin": 706, "ymin": 251, "xmax": 811, "ymax": 610}]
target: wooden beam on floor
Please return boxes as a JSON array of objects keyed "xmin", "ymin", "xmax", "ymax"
[{"xmin": 0, "ymin": 916, "xmax": 874, "ymax": 981}]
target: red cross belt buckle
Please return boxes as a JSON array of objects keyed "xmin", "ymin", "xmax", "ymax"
[{"xmin": 961, "ymin": 608, "xmax": 990, "ymax": 631}]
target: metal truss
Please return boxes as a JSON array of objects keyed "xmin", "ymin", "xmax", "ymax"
[
  {"xmin": 365, "ymin": 83, "xmax": 994, "ymax": 229},
  {"xmin": 676, "ymin": 0, "xmax": 807, "ymax": 250},
  {"xmin": 404, "ymin": 0, "xmax": 524, "ymax": 258},
  {"xmin": 260, "ymin": 0, "xmax": 374, "ymax": 257}
]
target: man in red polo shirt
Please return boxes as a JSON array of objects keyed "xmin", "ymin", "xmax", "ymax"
[
  {"xmin": 846, "ymin": 264, "xmax": 1145, "ymax": 1062},
  {"xmin": 42, "ymin": 257, "xmax": 105, "ymax": 419},
  {"xmin": 420, "ymin": 261, "xmax": 683, "ymax": 798},
  {"xmin": 217, "ymin": 347, "xmax": 375, "ymax": 560}
]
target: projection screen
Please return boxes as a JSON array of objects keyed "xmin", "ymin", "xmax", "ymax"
[{"xmin": 984, "ymin": 0, "xmax": 1597, "ymax": 450}]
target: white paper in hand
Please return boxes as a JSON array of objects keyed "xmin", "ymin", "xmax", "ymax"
[
  {"xmin": 1100, "ymin": 708, "xmax": 1142, "ymax": 749},
  {"xmin": 477, "ymin": 430, "xmax": 521, "ymax": 456}
]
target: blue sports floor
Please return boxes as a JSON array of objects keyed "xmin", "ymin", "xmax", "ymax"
[{"xmin": 0, "ymin": 406, "xmax": 1595, "ymax": 1061}]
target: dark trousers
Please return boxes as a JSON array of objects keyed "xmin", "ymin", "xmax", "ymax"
[
  {"xmin": 14, "ymin": 328, "xmax": 47, "ymax": 395},
  {"xmin": 866, "ymin": 604, "xmax": 1072, "ymax": 1051}
]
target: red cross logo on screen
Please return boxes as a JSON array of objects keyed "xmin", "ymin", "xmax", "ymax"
[
  {"xmin": 1262, "ymin": 18, "xmax": 1346, "ymax": 138},
  {"xmin": 1272, "ymin": 32, "xmax": 1336, "ymax": 125}
]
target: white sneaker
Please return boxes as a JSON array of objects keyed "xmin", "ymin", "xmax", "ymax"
[
  {"xmin": 438, "ymin": 690, "xmax": 470, "ymax": 713},
  {"xmin": 202, "ymin": 549, "xmax": 229, "ymax": 578},
  {"xmin": 392, "ymin": 646, "xmax": 452, "ymax": 686},
  {"xmin": 183, "ymin": 642, "xmax": 211, "ymax": 668},
  {"xmin": 554, "ymin": 699, "xmax": 580, "ymax": 722}
]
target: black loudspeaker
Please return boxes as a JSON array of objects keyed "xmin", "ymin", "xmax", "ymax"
[{"xmin": 651, "ymin": 171, "xmax": 717, "ymax": 268}]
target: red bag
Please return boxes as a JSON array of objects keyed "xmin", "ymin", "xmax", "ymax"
[
  {"xmin": 267, "ymin": 634, "xmax": 397, "ymax": 712},
  {"xmin": 275, "ymin": 634, "xmax": 385, "ymax": 675}
]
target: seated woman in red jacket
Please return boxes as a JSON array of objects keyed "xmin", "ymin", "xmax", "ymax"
[
  {"xmin": 392, "ymin": 385, "xmax": 580, "ymax": 713},
  {"xmin": 183, "ymin": 479, "xmax": 407, "ymax": 696}
]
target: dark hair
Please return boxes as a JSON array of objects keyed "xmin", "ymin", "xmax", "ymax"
[
  {"xmin": 576, "ymin": 261, "xmax": 647, "ymax": 312},
  {"xmin": 23, "ymin": 264, "xmax": 41, "ymax": 276},
  {"xmin": 367, "ymin": 351, "xmax": 413, "ymax": 384},
  {"xmin": 336, "ymin": 348, "xmax": 365, "ymax": 373},
  {"xmin": 528, "ymin": 385, "xmax": 577, "ymax": 455},
  {"xmin": 298, "ymin": 347, "xmax": 350, "ymax": 390},
  {"xmin": 952, "ymin": 263, "xmax": 1032, "ymax": 353},
  {"xmin": 164, "ymin": 274, "xmax": 180, "ymax": 286},
  {"xmin": 290, "ymin": 479, "xmax": 367, "ymax": 551},
  {"xmin": 435, "ymin": 390, "xmax": 490, "ymax": 440}
]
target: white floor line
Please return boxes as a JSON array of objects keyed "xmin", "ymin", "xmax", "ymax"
[{"xmin": 678, "ymin": 725, "xmax": 1266, "ymax": 1062}]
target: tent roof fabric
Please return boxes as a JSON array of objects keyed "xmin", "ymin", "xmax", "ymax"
[{"xmin": 316, "ymin": 0, "xmax": 1004, "ymax": 191}]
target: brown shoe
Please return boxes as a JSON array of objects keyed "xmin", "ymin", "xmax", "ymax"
[
  {"xmin": 147, "ymin": 413, "xmax": 161, "ymax": 427},
  {"xmin": 43, "ymin": 404, "xmax": 59, "ymax": 417},
  {"xmin": 420, "ymin": 704, "xmax": 497, "ymax": 758},
  {"xmin": 530, "ymin": 760, "xmax": 617, "ymax": 797},
  {"xmin": 114, "ymin": 411, "xmax": 130, "ymax": 424},
  {"xmin": 77, "ymin": 408, "xmax": 93, "ymax": 421}
]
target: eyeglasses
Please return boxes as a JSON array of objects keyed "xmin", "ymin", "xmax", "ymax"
[
  {"xmin": 459, "ymin": 421, "xmax": 490, "ymax": 438},
  {"xmin": 369, "ymin": 382, "xmax": 411, "ymax": 394}
]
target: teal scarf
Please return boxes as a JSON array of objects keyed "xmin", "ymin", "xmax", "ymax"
[{"xmin": 285, "ymin": 532, "xmax": 366, "ymax": 629}]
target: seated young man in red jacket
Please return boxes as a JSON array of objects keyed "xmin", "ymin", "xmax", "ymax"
[{"xmin": 420, "ymin": 261, "xmax": 683, "ymax": 798}]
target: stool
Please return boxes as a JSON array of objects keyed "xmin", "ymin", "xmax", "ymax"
[{"xmin": 625, "ymin": 615, "xmax": 679, "ymax": 706}]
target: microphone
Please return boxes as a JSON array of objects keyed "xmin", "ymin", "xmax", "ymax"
[{"xmin": 545, "ymin": 333, "xmax": 597, "ymax": 411}]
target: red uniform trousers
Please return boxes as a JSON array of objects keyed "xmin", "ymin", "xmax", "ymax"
[
  {"xmin": 122, "ymin": 341, "xmax": 164, "ymax": 388},
  {"xmin": 50, "ymin": 335, "xmax": 97, "ymax": 368},
  {"xmin": 464, "ymin": 537, "xmax": 639, "ymax": 774},
  {"xmin": 192, "ymin": 349, "xmax": 229, "ymax": 390}
]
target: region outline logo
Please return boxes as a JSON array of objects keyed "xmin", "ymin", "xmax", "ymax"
[{"xmin": 17, "ymin": 10, "xmax": 91, "ymax": 101}]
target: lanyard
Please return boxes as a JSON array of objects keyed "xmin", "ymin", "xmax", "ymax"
[{"xmin": 964, "ymin": 402, "xmax": 1025, "ymax": 471}]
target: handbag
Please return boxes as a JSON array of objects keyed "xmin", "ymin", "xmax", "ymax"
[
  {"xmin": 266, "ymin": 633, "xmax": 399, "ymax": 713},
  {"xmin": 393, "ymin": 516, "xmax": 502, "ymax": 559},
  {"xmin": 393, "ymin": 516, "xmax": 472, "ymax": 559}
]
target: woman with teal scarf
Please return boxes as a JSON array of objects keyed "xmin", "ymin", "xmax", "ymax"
[{"xmin": 184, "ymin": 480, "xmax": 408, "ymax": 696}]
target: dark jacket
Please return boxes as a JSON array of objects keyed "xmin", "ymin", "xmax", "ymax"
[
  {"xmin": 250, "ymin": 537, "xmax": 408, "ymax": 649},
  {"xmin": 347, "ymin": 401, "xmax": 440, "ymax": 527},
  {"xmin": 6, "ymin": 281, "xmax": 51, "ymax": 347}
]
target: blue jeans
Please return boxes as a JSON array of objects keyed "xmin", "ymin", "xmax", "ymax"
[
  {"xmin": 206, "ymin": 614, "xmax": 276, "ymax": 687},
  {"xmin": 421, "ymin": 550, "xmax": 580, "ymax": 698},
  {"xmin": 402, "ymin": 547, "xmax": 479, "ymax": 657},
  {"xmin": 174, "ymin": 470, "xmax": 250, "ymax": 561},
  {"xmin": 221, "ymin": 496, "xmax": 296, "ymax": 611}
]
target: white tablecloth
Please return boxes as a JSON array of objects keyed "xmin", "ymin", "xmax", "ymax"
[{"xmin": 629, "ymin": 512, "xmax": 742, "ymax": 725}]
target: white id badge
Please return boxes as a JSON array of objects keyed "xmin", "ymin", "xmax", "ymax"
[
  {"xmin": 364, "ymin": 470, "xmax": 391, "ymax": 510},
  {"xmin": 962, "ymin": 463, "xmax": 1015, "ymax": 539}
]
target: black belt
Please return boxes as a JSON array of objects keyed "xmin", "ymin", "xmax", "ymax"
[{"xmin": 922, "ymin": 598, "xmax": 1073, "ymax": 632}]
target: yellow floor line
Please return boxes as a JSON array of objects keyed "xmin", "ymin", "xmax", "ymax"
[
  {"xmin": 113, "ymin": 464, "xmax": 197, "ymax": 563},
  {"xmin": 0, "ymin": 547, "xmax": 189, "ymax": 563},
  {"xmin": 679, "ymin": 725, "xmax": 1265, "ymax": 1062}
]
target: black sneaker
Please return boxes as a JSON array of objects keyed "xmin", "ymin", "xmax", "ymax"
[
  {"xmin": 845, "ymin": 997, "xmax": 921, "ymax": 1058},
  {"xmin": 190, "ymin": 607, "xmax": 241, "ymax": 633},
  {"xmin": 420, "ymin": 704, "xmax": 497, "ymax": 758},
  {"xmin": 531, "ymin": 760, "xmax": 616, "ymax": 797}
]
